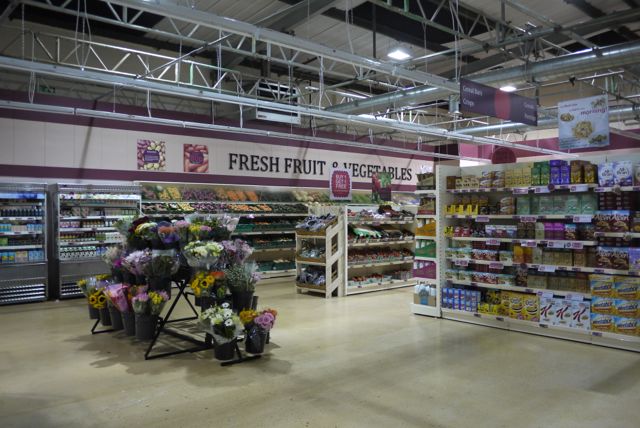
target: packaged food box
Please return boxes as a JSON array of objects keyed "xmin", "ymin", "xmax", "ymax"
[
  {"xmin": 614, "ymin": 161, "xmax": 633, "ymax": 186},
  {"xmin": 596, "ymin": 247, "xmax": 629, "ymax": 270},
  {"xmin": 590, "ymin": 274, "xmax": 614, "ymax": 297},
  {"xmin": 590, "ymin": 313, "xmax": 614, "ymax": 332},
  {"xmin": 611, "ymin": 210, "xmax": 631, "ymax": 232},
  {"xmin": 522, "ymin": 294, "xmax": 540, "ymax": 322},
  {"xmin": 553, "ymin": 299, "xmax": 573, "ymax": 327},
  {"xmin": 508, "ymin": 292, "xmax": 525, "ymax": 320},
  {"xmin": 594, "ymin": 211, "xmax": 612, "ymax": 232},
  {"xmin": 592, "ymin": 297, "xmax": 615, "ymax": 314},
  {"xmin": 539, "ymin": 295, "xmax": 556, "ymax": 325},
  {"xmin": 598, "ymin": 162, "xmax": 615, "ymax": 187},
  {"xmin": 613, "ymin": 316, "xmax": 638, "ymax": 336},
  {"xmin": 613, "ymin": 299, "xmax": 639, "ymax": 318},
  {"xmin": 499, "ymin": 291, "xmax": 510, "ymax": 316},
  {"xmin": 613, "ymin": 277, "xmax": 640, "ymax": 300},
  {"xmin": 569, "ymin": 300, "xmax": 591, "ymax": 330}
]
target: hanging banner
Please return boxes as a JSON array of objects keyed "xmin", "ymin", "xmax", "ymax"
[
  {"xmin": 137, "ymin": 139, "xmax": 166, "ymax": 171},
  {"xmin": 558, "ymin": 95, "xmax": 609, "ymax": 149},
  {"xmin": 183, "ymin": 144, "xmax": 209, "ymax": 173},
  {"xmin": 372, "ymin": 172, "xmax": 392, "ymax": 202},
  {"xmin": 460, "ymin": 79, "xmax": 538, "ymax": 126},
  {"xmin": 329, "ymin": 168, "xmax": 352, "ymax": 201}
]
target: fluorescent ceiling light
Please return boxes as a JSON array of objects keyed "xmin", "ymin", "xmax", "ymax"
[
  {"xmin": 388, "ymin": 49, "xmax": 411, "ymax": 61},
  {"xmin": 500, "ymin": 85, "xmax": 517, "ymax": 92}
]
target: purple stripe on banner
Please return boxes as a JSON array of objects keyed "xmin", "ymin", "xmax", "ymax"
[{"xmin": 0, "ymin": 164, "xmax": 417, "ymax": 192}]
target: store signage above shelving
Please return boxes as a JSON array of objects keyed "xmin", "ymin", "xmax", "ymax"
[
  {"xmin": 460, "ymin": 79, "xmax": 538, "ymax": 126},
  {"xmin": 558, "ymin": 95, "xmax": 609, "ymax": 149},
  {"xmin": 183, "ymin": 144, "xmax": 209, "ymax": 173},
  {"xmin": 329, "ymin": 168, "xmax": 352, "ymax": 201}
]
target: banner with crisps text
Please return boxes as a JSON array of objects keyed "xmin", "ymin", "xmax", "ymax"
[{"xmin": 558, "ymin": 95, "xmax": 609, "ymax": 149}]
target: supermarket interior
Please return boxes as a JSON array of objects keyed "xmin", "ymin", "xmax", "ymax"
[{"xmin": 1, "ymin": 1, "xmax": 640, "ymax": 427}]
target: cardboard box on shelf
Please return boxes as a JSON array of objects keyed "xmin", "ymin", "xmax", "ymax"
[{"xmin": 570, "ymin": 300, "xmax": 591, "ymax": 330}]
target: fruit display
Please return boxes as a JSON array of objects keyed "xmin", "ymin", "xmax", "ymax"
[
  {"xmin": 347, "ymin": 205, "xmax": 414, "ymax": 222},
  {"xmin": 347, "ymin": 248, "xmax": 413, "ymax": 265},
  {"xmin": 143, "ymin": 202, "xmax": 307, "ymax": 215}
]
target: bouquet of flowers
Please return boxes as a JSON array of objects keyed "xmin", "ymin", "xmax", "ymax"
[
  {"xmin": 122, "ymin": 250, "xmax": 151, "ymax": 277},
  {"xmin": 102, "ymin": 246, "xmax": 123, "ymax": 267},
  {"xmin": 220, "ymin": 239, "xmax": 253, "ymax": 266},
  {"xmin": 127, "ymin": 217, "xmax": 152, "ymax": 249},
  {"xmin": 104, "ymin": 283, "xmax": 130, "ymax": 312},
  {"xmin": 132, "ymin": 292, "xmax": 150, "ymax": 314},
  {"xmin": 223, "ymin": 261, "xmax": 262, "ymax": 293},
  {"xmin": 132, "ymin": 290, "xmax": 168, "ymax": 315},
  {"xmin": 114, "ymin": 216, "xmax": 134, "ymax": 237},
  {"xmin": 89, "ymin": 288, "xmax": 108, "ymax": 310},
  {"xmin": 239, "ymin": 308, "xmax": 277, "ymax": 332},
  {"xmin": 189, "ymin": 224, "xmax": 213, "ymax": 241},
  {"xmin": 144, "ymin": 253, "xmax": 180, "ymax": 278},
  {"xmin": 218, "ymin": 214, "xmax": 240, "ymax": 235},
  {"xmin": 157, "ymin": 221, "xmax": 179, "ymax": 247},
  {"xmin": 127, "ymin": 284, "xmax": 147, "ymax": 309},
  {"xmin": 173, "ymin": 220, "xmax": 191, "ymax": 243},
  {"xmin": 199, "ymin": 302, "xmax": 243, "ymax": 343},
  {"xmin": 183, "ymin": 240, "xmax": 223, "ymax": 268},
  {"xmin": 190, "ymin": 270, "xmax": 225, "ymax": 298}
]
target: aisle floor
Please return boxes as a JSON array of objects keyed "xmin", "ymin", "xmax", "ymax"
[{"xmin": 1, "ymin": 282, "xmax": 639, "ymax": 428}]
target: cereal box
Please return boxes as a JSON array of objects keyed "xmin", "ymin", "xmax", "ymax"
[
  {"xmin": 614, "ymin": 161, "xmax": 633, "ymax": 186},
  {"xmin": 591, "ymin": 297, "xmax": 615, "ymax": 315},
  {"xmin": 613, "ymin": 316, "xmax": 638, "ymax": 336},
  {"xmin": 553, "ymin": 299, "xmax": 573, "ymax": 327},
  {"xmin": 522, "ymin": 294, "xmax": 540, "ymax": 322},
  {"xmin": 539, "ymin": 295, "xmax": 556, "ymax": 325},
  {"xmin": 570, "ymin": 301, "xmax": 591, "ymax": 331},
  {"xmin": 629, "ymin": 248, "xmax": 640, "ymax": 272},
  {"xmin": 613, "ymin": 299, "xmax": 639, "ymax": 318},
  {"xmin": 499, "ymin": 291, "xmax": 510, "ymax": 316},
  {"xmin": 613, "ymin": 277, "xmax": 640, "ymax": 300},
  {"xmin": 507, "ymin": 292, "xmax": 525, "ymax": 320},
  {"xmin": 590, "ymin": 313, "xmax": 614, "ymax": 332},
  {"xmin": 590, "ymin": 275, "xmax": 614, "ymax": 297}
]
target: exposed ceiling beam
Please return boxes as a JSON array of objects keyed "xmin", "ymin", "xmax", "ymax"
[
  {"xmin": 0, "ymin": 0, "xmax": 19, "ymax": 25},
  {"xmin": 564, "ymin": 0, "xmax": 640, "ymax": 41}
]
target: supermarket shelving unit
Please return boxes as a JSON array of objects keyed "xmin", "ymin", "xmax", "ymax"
[
  {"xmin": 54, "ymin": 184, "xmax": 141, "ymax": 299},
  {"xmin": 437, "ymin": 154, "xmax": 640, "ymax": 353},
  {"xmin": 344, "ymin": 204, "xmax": 416, "ymax": 296},
  {"xmin": 0, "ymin": 183, "xmax": 48, "ymax": 304},
  {"xmin": 295, "ymin": 206, "xmax": 344, "ymax": 298}
]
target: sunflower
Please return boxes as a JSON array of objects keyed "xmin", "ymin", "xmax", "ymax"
[{"xmin": 89, "ymin": 295, "xmax": 97, "ymax": 305}]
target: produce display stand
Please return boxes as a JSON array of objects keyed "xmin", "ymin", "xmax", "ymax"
[
  {"xmin": 0, "ymin": 183, "xmax": 48, "ymax": 304},
  {"xmin": 295, "ymin": 206, "xmax": 345, "ymax": 298},
  {"xmin": 434, "ymin": 153, "xmax": 640, "ymax": 352},
  {"xmin": 54, "ymin": 184, "xmax": 141, "ymax": 299}
]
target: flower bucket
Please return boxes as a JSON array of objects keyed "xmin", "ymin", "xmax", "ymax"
[
  {"xmin": 214, "ymin": 340, "xmax": 236, "ymax": 361},
  {"xmin": 231, "ymin": 291, "xmax": 255, "ymax": 312},
  {"xmin": 149, "ymin": 276, "xmax": 172, "ymax": 298},
  {"xmin": 108, "ymin": 306, "xmax": 124, "ymax": 331},
  {"xmin": 200, "ymin": 295, "xmax": 216, "ymax": 311},
  {"xmin": 245, "ymin": 326, "xmax": 267, "ymax": 354},
  {"xmin": 122, "ymin": 311, "xmax": 136, "ymax": 336},
  {"xmin": 99, "ymin": 307, "xmax": 112, "ymax": 326},
  {"xmin": 135, "ymin": 314, "xmax": 158, "ymax": 341},
  {"xmin": 88, "ymin": 304, "xmax": 99, "ymax": 320}
]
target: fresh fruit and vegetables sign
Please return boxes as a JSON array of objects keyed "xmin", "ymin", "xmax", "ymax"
[
  {"xmin": 372, "ymin": 172, "xmax": 392, "ymax": 202},
  {"xmin": 460, "ymin": 79, "xmax": 537, "ymax": 126},
  {"xmin": 329, "ymin": 168, "xmax": 352, "ymax": 201},
  {"xmin": 137, "ymin": 140, "xmax": 166, "ymax": 171},
  {"xmin": 558, "ymin": 95, "xmax": 609, "ymax": 149},
  {"xmin": 184, "ymin": 144, "xmax": 209, "ymax": 173}
]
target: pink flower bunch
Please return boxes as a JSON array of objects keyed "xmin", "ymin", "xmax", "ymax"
[{"xmin": 254, "ymin": 312, "xmax": 275, "ymax": 331}]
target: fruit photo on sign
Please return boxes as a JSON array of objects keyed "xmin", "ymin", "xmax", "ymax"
[
  {"xmin": 137, "ymin": 140, "xmax": 166, "ymax": 171},
  {"xmin": 184, "ymin": 144, "xmax": 209, "ymax": 173}
]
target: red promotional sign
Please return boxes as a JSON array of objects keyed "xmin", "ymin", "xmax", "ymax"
[{"xmin": 330, "ymin": 168, "xmax": 352, "ymax": 200}]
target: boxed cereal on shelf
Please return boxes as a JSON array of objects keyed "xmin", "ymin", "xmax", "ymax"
[
  {"xmin": 590, "ymin": 313, "xmax": 614, "ymax": 332},
  {"xmin": 613, "ymin": 299, "xmax": 639, "ymax": 318},
  {"xmin": 590, "ymin": 275, "xmax": 615, "ymax": 297},
  {"xmin": 507, "ymin": 292, "xmax": 525, "ymax": 320},
  {"xmin": 553, "ymin": 299, "xmax": 574, "ymax": 327},
  {"xmin": 598, "ymin": 162, "xmax": 615, "ymax": 187},
  {"xmin": 570, "ymin": 300, "xmax": 591, "ymax": 330},
  {"xmin": 613, "ymin": 316, "xmax": 638, "ymax": 336},
  {"xmin": 499, "ymin": 291, "xmax": 510, "ymax": 316},
  {"xmin": 522, "ymin": 294, "xmax": 540, "ymax": 322},
  {"xmin": 592, "ymin": 297, "xmax": 615, "ymax": 315},
  {"xmin": 539, "ymin": 295, "xmax": 556, "ymax": 325},
  {"xmin": 614, "ymin": 161, "xmax": 633, "ymax": 186},
  {"xmin": 613, "ymin": 276, "xmax": 640, "ymax": 300}
]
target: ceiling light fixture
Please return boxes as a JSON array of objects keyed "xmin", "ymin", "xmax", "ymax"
[
  {"xmin": 499, "ymin": 85, "xmax": 517, "ymax": 92},
  {"xmin": 388, "ymin": 48, "xmax": 411, "ymax": 61}
]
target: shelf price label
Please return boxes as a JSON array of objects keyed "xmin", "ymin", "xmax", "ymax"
[
  {"xmin": 513, "ymin": 187, "xmax": 529, "ymax": 195},
  {"xmin": 520, "ymin": 216, "xmax": 538, "ymax": 223},
  {"xmin": 476, "ymin": 216, "xmax": 490, "ymax": 223},
  {"xmin": 570, "ymin": 184, "xmax": 589, "ymax": 193},
  {"xmin": 455, "ymin": 259, "xmax": 469, "ymax": 267},
  {"xmin": 546, "ymin": 240, "xmax": 566, "ymax": 249},
  {"xmin": 521, "ymin": 240, "xmax": 537, "ymax": 248},
  {"xmin": 594, "ymin": 187, "xmax": 607, "ymax": 193},
  {"xmin": 572, "ymin": 215, "xmax": 592, "ymax": 223},
  {"xmin": 568, "ymin": 242, "xmax": 584, "ymax": 250},
  {"xmin": 489, "ymin": 262, "xmax": 504, "ymax": 270},
  {"xmin": 486, "ymin": 239, "xmax": 501, "ymax": 246},
  {"xmin": 538, "ymin": 265, "xmax": 556, "ymax": 273},
  {"xmin": 534, "ymin": 186, "xmax": 551, "ymax": 194}
]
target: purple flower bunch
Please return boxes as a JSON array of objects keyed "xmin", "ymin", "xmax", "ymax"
[
  {"xmin": 221, "ymin": 239, "xmax": 254, "ymax": 265},
  {"xmin": 254, "ymin": 311, "xmax": 275, "ymax": 331},
  {"xmin": 122, "ymin": 250, "xmax": 151, "ymax": 276}
]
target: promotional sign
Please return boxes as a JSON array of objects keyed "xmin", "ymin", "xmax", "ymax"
[
  {"xmin": 137, "ymin": 139, "xmax": 166, "ymax": 171},
  {"xmin": 558, "ymin": 95, "xmax": 609, "ymax": 149},
  {"xmin": 460, "ymin": 79, "xmax": 538, "ymax": 126},
  {"xmin": 329, "ymin": 168, "xmax": 352, "ymax": 201},
  {"xmin": 183, "ymin": 144, "xmax": 209, "ymax": 173},
  {"xmin": 372, "ymin": 172, "xmax": 392, "ymax": 202}
]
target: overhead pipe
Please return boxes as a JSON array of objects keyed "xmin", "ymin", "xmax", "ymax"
[
  {"xmin": 456, "ymin": 105, "xmax": 639, "ymax": 135},
  {"xmin": 327, "ymin": 41, "xmax": 640, "ymax": 114}
]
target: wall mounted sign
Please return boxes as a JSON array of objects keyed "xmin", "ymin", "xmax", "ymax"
[
  {"xmin": 558, "ymin": 95, "xmax": 609, "ymax": 149},
  {"xmin": 329, "ymin": 168, "xmax": 352, "ymax": 200},
  {"xmin": 460, "ymin": 79, "xmax": 538, "ymax": 126},
  {"xmin": 183, "ymin": 144, "xmax": 209, "ymax": 173},
  {"xmin": 137, "ymin": 139, "xmax": 166, "ymax": 171}
]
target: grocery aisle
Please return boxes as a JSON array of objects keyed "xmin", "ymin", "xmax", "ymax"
[{"xmin": 1, "ymin": 281, "xmax": 639, "ymax": 428}]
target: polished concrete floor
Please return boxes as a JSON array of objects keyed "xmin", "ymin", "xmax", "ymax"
[{"xmin": 1, "ymin": 282, "xmax": 639, "ymax": 428}]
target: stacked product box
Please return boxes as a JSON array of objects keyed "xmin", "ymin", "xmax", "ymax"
[
  {"xmin": 441, "ymin": 287, "xmax": 480, "ymax": 312},
  {"xmin": 0, "ymin": 249, "xmax": 45, "ymax": 264},
  {"xmin": 539, "ymin": 294, "xmax": 591, "ymax": 330},
  {"xmin": 590, "ymin": 274, "xmax": 640, "ymax": 336}
]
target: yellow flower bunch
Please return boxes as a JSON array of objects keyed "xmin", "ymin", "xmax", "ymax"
[
  {"xmin": 88, "ymin": 290, "xmax": 107, "ymax": 309},
  {"xmin": 189, "ymin": 271, "xmax": 223, "ymax": 297},
  {"xmin": 77, "ymin": 279, "xmax": 87, "ymax": 287},
  {"xmin": 149, "ymin": 292, "xmax": 165, "ymax": 306},
  {"xmin": 96, "ymin": 274, "xmax": 111, "ymax": 281},
  {"xmin": 239, "ymin": 309, "xmax": 258, "ymax": 325}
]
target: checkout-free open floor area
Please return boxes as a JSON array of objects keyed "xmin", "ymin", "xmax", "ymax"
[{"xmin": 1, "ymin": 282, "xmax": 639, "ymax": 428}]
